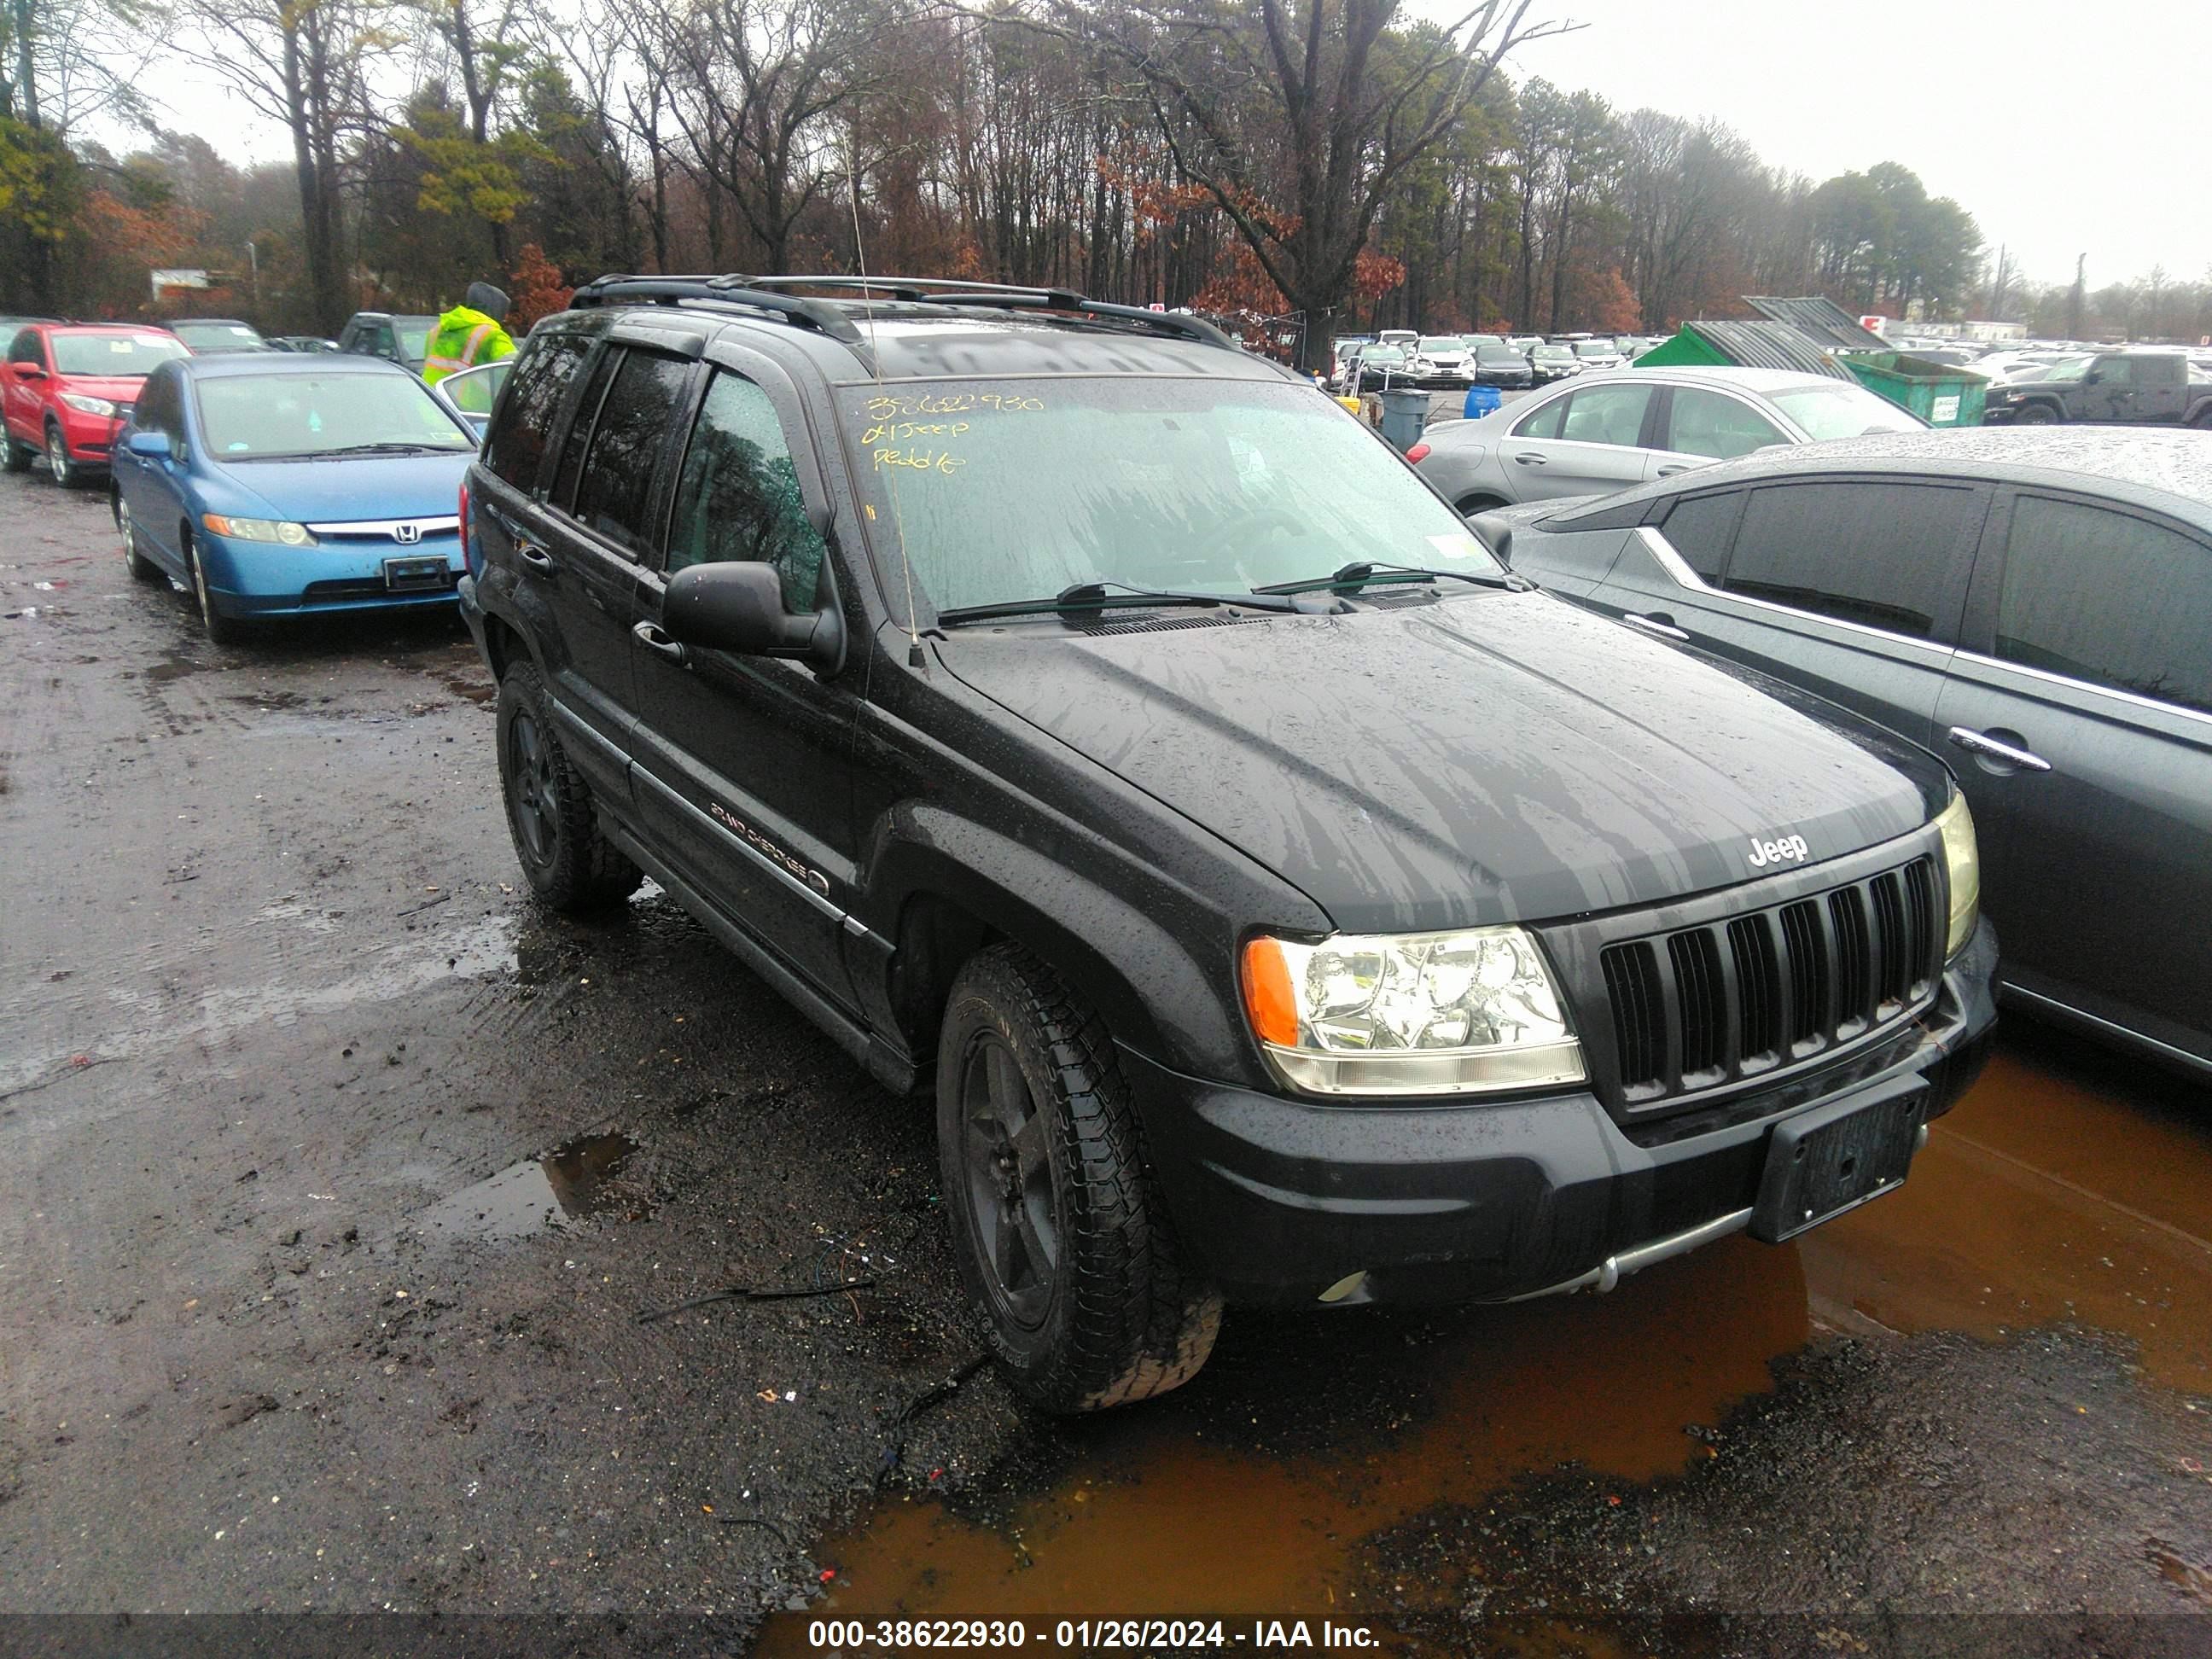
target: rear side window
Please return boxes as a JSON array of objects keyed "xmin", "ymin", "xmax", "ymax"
[
  {"xmin": 664, "ymin": 372, "xmax": 827, "ymax": 610},
  {"xmin": 1722, "ymin": 480, "xmax": 1973, "ymax": 637},
  {"xmin": 1558, "ymin": 383, "xmax": 1653, "ymax": 448},
  {"xmin": 1664, "ymin": 387, "xmax": 1784, "ymax": 461},
  {"xmin": 1512, "ymin": 395, "xmax": 1569, "ymax": 439},
  {"xmin": 1656, "ymin": 490, "xmax": 1742, "ymax": 581},
  {"xmin": 2133, "ymin": 355, "xmax": 2186, "ymax": 387},
  {"xmin": 1997, "ymin": 497, "xmax": 2212, "ymax": 714},
  {"xmin": 485, "ymin": 335, "xmax": 588, "ymax": 492},
  {"xmin": 569, "ymin": 349, "xmax": 693, "ymax": 556}
]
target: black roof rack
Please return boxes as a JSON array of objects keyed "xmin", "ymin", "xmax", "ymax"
[
  {"xmin": 569, "ymin": 273, "xmax": 1239, "ymax": 354},
  {"xmin": 747, "ymin": 276, "xmax": 1240, "ymax": 352}
]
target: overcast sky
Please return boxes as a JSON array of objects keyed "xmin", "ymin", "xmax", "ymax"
[
  {"xmin": 1471, "ymin": 0, "xmax": 2207, "ymax": 291},
  {"xmin": 116, "ymin": 0, "xmax": 2202, "ymax": 295}
]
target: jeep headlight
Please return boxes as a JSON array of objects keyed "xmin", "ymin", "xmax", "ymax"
[
  {"xmin": 1936, "ymin": 789, "xmax": 1980, "ymax": 959},
  {"xmin": 1241, "ymin": 926, "xmax": 1584, "ymax": 1097},
  {"xmin": 201, "ymin": 514, "xmax": 316, "ymax": 546}
]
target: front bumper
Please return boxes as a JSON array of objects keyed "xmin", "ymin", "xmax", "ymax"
[
  {"xmin": 1127, "ymin": 917, "xmax": 1998, "ymax": 1307},
  {"xmin": 57, "ymin": 410, "xmax": 125, "ymax": 464},
  {"xmin": 199, "ymin": 531, "xmax": 464, "ymax": 618}
]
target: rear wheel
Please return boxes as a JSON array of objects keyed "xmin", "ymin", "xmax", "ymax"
[
  {"xmin": 495, "ymin": 660, "xmax": 643, "ymax": 912},
  {"xmin": 2191, "ymin": 406, "xmax": 2212, "ymax": 431},
  {"xmin": 114, "ymin": 492, "xmax": 160, "ymax": 581},
  {"xmin": 44, "ymin": 422, "xmax": 78, "ymax": 488},
  {"xmin": 2012, "ymin": 402, "xmax": 2058, "ymax": 425},
  {"xmin": 937, "ymin": 944, "xmax": 1221, "ymax": 1412}
]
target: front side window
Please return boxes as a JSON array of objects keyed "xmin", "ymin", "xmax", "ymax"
[
  {"xmin": 1997, "ymin": 497, "xmax": 2212, "ymax": 714},
  {"xmin": 835, "ymin": 377, "xmax": 1505, "ymax": 614},
  {"xmin": 191, "ymin": 372, "xmax": 474, "ymax": 458},
  {"xmin": 9, "ymin": 329, "xmax": 44, "ymax": 366},
  {"xmin": 1557, "ymin": 383, "xmax": 1653, "ymax": 447},
  {"xmin": 133, "ymin": 365, "xmax": 177, "ymax": 434},
  {"xmin": 569, "ymin": 349, "xmax": 693, "ymax": 556},
  {"xmin": 396, "ymin": 323, "xmax": 434, "ymax": 367},
  {"xmin": 1665, "ymin": 387, "xmax": 1785, "ymax": 460},
  {"xmin": 1721, "ymin": 480, "xmax": 1972, "ymax": 637},
  {"xmin": 665, "ymin": 372, "xmax": 827, "ymax": 611},
  {"xmin": 486, "ymin": 335, "xmax": 589, "ymax": 491},
  {"xmin": 49, "ymin": 333, "xmax": 189, "ymax": 376}
]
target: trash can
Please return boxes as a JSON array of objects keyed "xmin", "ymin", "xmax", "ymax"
[
  {"xmin": 1463, "ymin": 384, "xmax": 1503, "ymax": 419},
  {"xmin": 1378, "ymin": 387, "xmax": 1430, "ymax": 452},
  {"xmin": 1842, "ymin": 353, "xmax": 1987, "ymax": 428}
]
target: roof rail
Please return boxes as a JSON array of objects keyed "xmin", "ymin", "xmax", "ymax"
[
  {"xmin": 742, "ymin": 275, "xmax": 1243, "ymax": 352},
  {"xmin": 568, "ymin": 276, "xmax": 870, "ymax": 352}
]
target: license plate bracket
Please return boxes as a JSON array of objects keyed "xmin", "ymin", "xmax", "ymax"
[
  {"xmin": 1749, "ymin": 1082, "xmax": 1926, "ymax": 1243},
  {"xmin": 383, "ymin": 555, "xmax": 449, "ymax": 591}
]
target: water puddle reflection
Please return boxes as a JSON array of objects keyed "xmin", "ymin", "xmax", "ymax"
[
  {"xmin": 760, "ymin": 1027, "xmax": 2212, "ymax": 1644},
  {"xmin": 415, "ymin": 1132, "xmax": 645, "ymax": 1240}
]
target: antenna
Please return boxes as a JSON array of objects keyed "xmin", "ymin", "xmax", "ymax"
[{"xmin": 847, "ymin": 147, "xmax": 926, "ymax": 670}]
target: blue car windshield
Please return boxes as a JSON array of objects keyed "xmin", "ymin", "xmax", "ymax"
[{"xmin": 195, "ymin": 373, "xmax": 474, "ymax": 457}]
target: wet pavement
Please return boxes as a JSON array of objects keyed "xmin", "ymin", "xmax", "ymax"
[{"xmin": 2, "ymin": 466, "xmax": 2208, "ymax": 1655}]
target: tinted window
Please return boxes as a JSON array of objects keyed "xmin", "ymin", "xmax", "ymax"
[
  {"xmin": 1657, "ymin": 490, "xmax": 1742, "ymax": 581},
  {"xmin": 485, "ymin": 335, "xmax": 588, "ymax": 492},
  {"xmin": 1997, "ymin": 497, "xmax": 2212, "ymax": 714},
  {"xmin": 9, "ymin": 329, "xmax": 42, "ymax": 366},
  {"xmin": 133, "ymin": 365, "xmax": 178, "ymax": 434},
  {"xmin": 2133, "ymin": 354, "xmax": 2186, "ymax": 387},
  {"xmin": 1722, "ymin": 481, "xmax": 1973, "ymax": 637},
  {"xmin": 1558, "ymin": 383, "xmax": 1653, "ymax": 447},
  {"xmin": 666, "ymin": 373, "xmax": 827, "ymax": 610},
  {"xmin": 1665, "ymin": 387, "xmax": 1785, "ymax": 460},
  {"xmin": 569, "ymin": 350, "xmax": 692, "ymax": 556},
  {"xmin": 553, "ymin": 347, "xmax": 623, "ymax": 509},
  {"xmin": 1513, "ymin": 395, "xmax": 1569, "ymax": 439}
]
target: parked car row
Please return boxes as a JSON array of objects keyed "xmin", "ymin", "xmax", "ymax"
[{"xmin": 1330, "ymin": 330, "xmax": 1666, "ymax": 393}]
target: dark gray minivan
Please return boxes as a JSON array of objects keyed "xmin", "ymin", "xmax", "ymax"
[{"xmin": 1490, "ymin": 427, "xmax": 2212, "ymax": 1080}]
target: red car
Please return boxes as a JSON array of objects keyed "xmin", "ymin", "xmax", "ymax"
[{"xmin": 3, "ymin": 323, "xmax": 190, "ymax": 487}]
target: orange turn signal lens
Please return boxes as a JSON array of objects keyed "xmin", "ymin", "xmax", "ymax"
[{"xmin": 1240, "ymin": 937, "xmax": 1300, "ymax": 1048}]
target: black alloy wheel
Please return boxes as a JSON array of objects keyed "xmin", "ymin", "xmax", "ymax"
[
  {"xmin": 507, "ymin": 706, "xmax": 560, "ymax": 870},
  {"xmin": 493, "ymin": 660, "xmax": 643, "ymax": 912},
  {"xmin": 2013, "ymin": 402, "xmax": 2058, "ymax": 425},
  {"xmin": 956, "ymin": 1029, "xmax": 1062, "ymax": 1331}
]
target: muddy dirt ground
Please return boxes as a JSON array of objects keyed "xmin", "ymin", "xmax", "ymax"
[{"xmin": 3, "ymin": 465, "xmax": 2209, "ymax": 1657}]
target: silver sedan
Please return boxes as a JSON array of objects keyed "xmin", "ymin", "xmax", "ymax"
[{"xmin": 1412, "ymin": 365, "xmax": 1924, "ymax": 514}]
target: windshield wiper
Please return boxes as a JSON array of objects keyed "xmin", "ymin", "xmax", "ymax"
[
  {"xmin": 1253, "ymin": 560, "xmax": 1531, "ymax": 597},
  {"xmin": 936, "ymin": 579, "xmax": 1301, "ymax": 627},
  {"xmin": 312, "ymin": 440, "xmax": 470, "ymax": 457}
]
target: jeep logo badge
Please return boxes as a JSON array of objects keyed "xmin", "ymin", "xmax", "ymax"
[
  {"xmin": 393, "ymin": 522, "xmax": 422, "ymax": 544},
  {"xmin": 1747, "ymin": 833, "xmax": 1810, "ymax": 869}
]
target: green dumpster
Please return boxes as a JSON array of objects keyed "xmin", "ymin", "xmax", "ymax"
[{"xmin": 1842, "ymin": 352, "xmax": 1987, "ymax": 428}]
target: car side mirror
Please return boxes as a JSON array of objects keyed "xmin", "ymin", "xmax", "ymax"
[
  {"xmin": 2083, "ymin": 370, "xmax": 2103, "ymax": 385},
  {"xmin": 126, "ymin": 431, "xmax": 168, "ymax": 458},
  {"xmin": 661, "ymin": 560, "xmax": 845, "ymax": 673},
  {"xmin": 11, "ymin": 362, "xmax": 44, "ymax": 380}
]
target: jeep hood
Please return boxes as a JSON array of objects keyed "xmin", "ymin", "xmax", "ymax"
[{"xmin": 940, "ymin": 593, "xmax": 1947, "ymax": 934}]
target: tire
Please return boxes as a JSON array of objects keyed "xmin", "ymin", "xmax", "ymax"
[
  {"xmin": 2012, "ymin": 402, "xmax": 2058, "ymax": 425},
  {"xmin": 114, "ymin": 492, "xmax": 160, "ymax": 581},
  {"xmin": 1456, "ymin": 493, "xmax": 1508, "ymax": 515},
  {"xmin": 494, "ymin": 659, "xmax": 643, "ymax": 912},
  {"xmin": 184, "ymin": 532, "xmax": 242, "ymax": 644},
  {"xmin": 2191, "ymin": 406, "xmax": 2212, "ymax": 431},
  {"xmin": 936, "ymin": 943, "xmax": 1222, "ymax": 1412},
  {"xmin": 2, "ymin": 434, "xmax": 30, "ymax": 473},
  {"xmin": 44, "ymin": 422, "xmax": 78, "ymax": 488}
]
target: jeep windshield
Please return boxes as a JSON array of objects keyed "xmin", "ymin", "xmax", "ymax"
[{"xmin": 837, "ymin": 377, "xmax": 1504, "ymax": 615}]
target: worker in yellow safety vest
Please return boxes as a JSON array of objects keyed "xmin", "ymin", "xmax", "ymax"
[{"xmin": 423, "ymin": 282, "xmax": 517, "ymax": 384}]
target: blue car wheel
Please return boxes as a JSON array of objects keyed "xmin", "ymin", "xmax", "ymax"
[
  {"xmin": 184, "ymin": 531, "xmax": 243, "ymax": 646},
  {"xmin": 114, "ymin": 492, "xmax": 161, "ymax": 583}
]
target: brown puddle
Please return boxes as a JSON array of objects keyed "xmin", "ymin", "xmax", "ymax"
[
  {"xmin": 760, "ymin": 1028, "xmax": 2212, "ymax": 1641},
  {"xmin": 414, "ymin": 1132, "xmax": 646, "ymax": 1240}
]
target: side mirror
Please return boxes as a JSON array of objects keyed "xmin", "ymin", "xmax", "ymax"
[
  {"xmin": 11, "ymin": 362, "xmax": 44, "ymax": 380},
  {"xmin": 661, "ymin": 560, "xmax": 845, "ymax": 673},
  {"xmin": 126, "ymin": 430, "xmax": 168, "ymax": 457},
  {"xmin": 2084, "ymin": 370, "xmax": 2103, "ymax": 386}
]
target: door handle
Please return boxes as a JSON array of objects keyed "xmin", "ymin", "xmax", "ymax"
[
  {"xmin": 632, "ymin": 620, "xmax": 687, "ymax": 662},
  {"xmin": 1947, "ymin": 725, "xmax": 2051, "ymax": 773},
  {"xmin": 1656, "ymin": 463, "xmax": 1692, "ymax": 476},
  {"xmin": 1621, "ymin": 612, "xmax": 1689, "ymax": 642},
  {"xmin": 1511, "ymin": 451, "xmax": 1547, "ymax": 466},
  {"xmin": 515, "ymin": 544, "xmax": 556, "ymax": 574}
]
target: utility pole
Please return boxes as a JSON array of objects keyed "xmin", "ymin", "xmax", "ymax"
[
  {"xmin": 2066, "ymin": 253, "xmax": 2087, "ymax": 341},
  {"xmin": 245, "ymin": 238, "xmax": 260, "ymax": 309}
]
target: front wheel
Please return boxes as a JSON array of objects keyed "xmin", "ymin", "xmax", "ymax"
[
  {"xmin": 185, "ymin": 535, "xmax": 242, "ymax": 644},
  {"xmin": 495, "ymin": 660, "xmax": 643, "ymax": 912},
  {"xmin": 44, "ymin": 422, "xmax": 79, "ymax": 488},
  {"xmin": 936, "ymin": 944, "xmax": 1221, "ymax": 1412},
  {"xmin": 2012, "ymin": 402, "xmax": 2058, "ymax": 425},
  {"xmin": 114, "ymin": 492, "xmax": 160, "ymax": 581}
]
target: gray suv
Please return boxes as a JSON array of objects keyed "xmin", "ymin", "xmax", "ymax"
[{"xmin": 1487, "ymin": 427, "xmax": 2212, "ymax": 1080}]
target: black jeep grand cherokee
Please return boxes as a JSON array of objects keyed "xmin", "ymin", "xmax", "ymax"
[{"xmin": 459, "ymin": 275, "xmax": 1998, "ymax": 1411}]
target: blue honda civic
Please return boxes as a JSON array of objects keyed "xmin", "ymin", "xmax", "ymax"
[{"xmin": 108, "ymin": 353, "xmax": 478, "ymax": 642}]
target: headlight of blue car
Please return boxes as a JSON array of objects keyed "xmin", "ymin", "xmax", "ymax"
[{"xmin": 201, "ymin": 514, "xmax": 317, "ymax": 547}]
